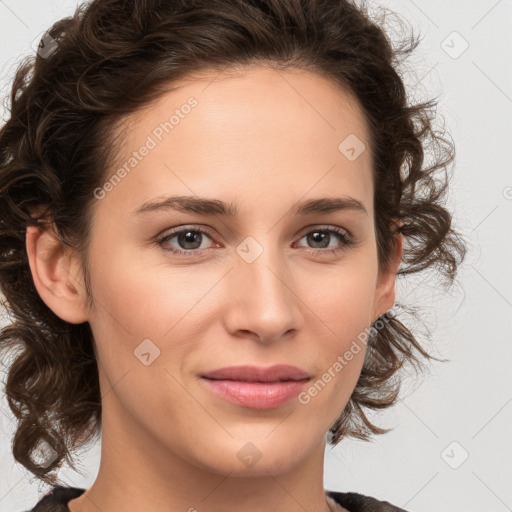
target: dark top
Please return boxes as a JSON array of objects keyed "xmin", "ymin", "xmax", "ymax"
[{"xmin": 25, "ymin": 486, "xmax": 409, "ymax": 511}]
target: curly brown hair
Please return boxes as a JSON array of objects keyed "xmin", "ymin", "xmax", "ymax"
[{"xmin": 0, "ymin": 0, "xmax": 466, "ymax": 487}]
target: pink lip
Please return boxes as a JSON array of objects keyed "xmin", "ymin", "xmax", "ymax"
[
  {"xmin": 200, "ymin": 378, "xmax": 310, "ymax": 409},
  {"xmin": 199, "ymin": 364, "xmax": 311, "ymax": 410},
  {"xmin": 200, "ymin": 364, "xmax": 311, "ymax": 382}
]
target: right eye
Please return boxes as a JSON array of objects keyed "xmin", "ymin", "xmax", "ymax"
[{"xmin": 157, "ymin": 226, "xmax": 219, "ymax": 256}]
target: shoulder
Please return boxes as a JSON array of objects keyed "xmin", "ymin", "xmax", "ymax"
[
  {"xmin": 25, "ymin": 486, "xmax": 86, "ymax": 512},
  {"xmin": 326, "ymin": 489, "xmax": 409, "ymax": 512}
]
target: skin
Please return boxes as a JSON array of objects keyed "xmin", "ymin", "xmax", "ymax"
[{"xmin": 26, "ymin": 64, "xmax": 402, "ymax": 512}]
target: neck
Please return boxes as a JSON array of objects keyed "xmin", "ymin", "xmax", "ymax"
[{"xmin": 68, "ymin": 393, "xmax": 338, "ymax": 512}]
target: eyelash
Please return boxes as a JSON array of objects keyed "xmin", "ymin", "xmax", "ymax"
[{"xmin": 157, "ymin": 225, "xmax": 354, "ymax": 258}]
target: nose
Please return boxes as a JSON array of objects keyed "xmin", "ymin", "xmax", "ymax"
[{"xmin": 223, "ymin": 242, "xmax": 304, "ymax": 344}]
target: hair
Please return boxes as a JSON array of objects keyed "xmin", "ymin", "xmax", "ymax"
[{"xmin": 0, "ymin": 0, "xmax": 466, "ymax": 487}]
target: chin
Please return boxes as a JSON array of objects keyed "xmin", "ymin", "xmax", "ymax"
[{"xmin": 193, "ymin": 435, "xmax": 312, "ymax": 476}]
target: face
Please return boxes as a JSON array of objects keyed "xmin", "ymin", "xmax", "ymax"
[{"xmin": 31, "ymin": 65, "xmax": 400, "ymax": 477}]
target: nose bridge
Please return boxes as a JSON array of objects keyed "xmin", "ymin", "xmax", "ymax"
[{"xmin": 227, "ymin": 236, "xmax": 302, "ymax": 340}]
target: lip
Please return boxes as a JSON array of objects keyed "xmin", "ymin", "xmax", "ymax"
[
  {"xmin": 200, "ymin": 364, "xmax": 311, "ymax": 382},
  {"xmin": 199, "ymin": 365, "xmax": 311, "ymax": 410}
]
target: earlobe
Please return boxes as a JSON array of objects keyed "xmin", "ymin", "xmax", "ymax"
[{"xmin": 25, "ymin": 224, "xmax": 89, "ymax": 324}]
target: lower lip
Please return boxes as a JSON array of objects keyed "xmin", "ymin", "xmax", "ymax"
[{"xmin": 200, "ymin": 377, "xmax": 309, "ymax": 409}]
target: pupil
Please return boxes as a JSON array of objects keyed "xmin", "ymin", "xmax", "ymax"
[
  {"xmin": 180, "ymin": 231, "xmax": 201, "ymax": 249},
  {"xmin": 309, "ymin": 231, "xmax": 328, "ymax": 248}
]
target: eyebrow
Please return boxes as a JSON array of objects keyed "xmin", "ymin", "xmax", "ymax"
[{"xmin": 133, "ymin": 195, "xmax": 368, "ymax": 217}]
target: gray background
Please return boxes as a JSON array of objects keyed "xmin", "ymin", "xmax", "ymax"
[{"xmin": 0, "ymin": 1, "xmax": 511, "ymax": 511}]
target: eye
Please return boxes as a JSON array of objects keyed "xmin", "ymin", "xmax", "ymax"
[
  {"xmin": 157, "ymin": 227, "xmax": 217, "ymax": 256},
  {"xmin": 157, "ymin": 225, "xmax": 354, "ymax": 258},
  {"xmin": 295, "ymin": 227, "xmax": 353, "ymax": 256}
]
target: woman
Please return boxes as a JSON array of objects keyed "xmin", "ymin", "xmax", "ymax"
[{"xmin": 0, "ymin": 0, "xmax": 466, "ymax": 511}]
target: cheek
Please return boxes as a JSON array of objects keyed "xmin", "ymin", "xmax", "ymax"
[
  {"xmin": 88, "ymin": 242, "xmax": 204, "ymax": 336},
  {"xmin": 304, "ymin": 257, "xmax": 378, "ymax": 339},
  {"xmin": 300, "ymin": 259, "xmax": 377, "ymax": 399},
  {"xmin": 85, "ymin": 244, "xmax": 222, "ymax": 400}
]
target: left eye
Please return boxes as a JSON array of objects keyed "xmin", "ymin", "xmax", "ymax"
[{"xmin": 296, "ymin": 228, "xmax": 350, "ymax": 250}]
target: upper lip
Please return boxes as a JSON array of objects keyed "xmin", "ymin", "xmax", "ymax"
[{"xmin": 201, "ymin": 364, "xmax": 311, "ymax": 383}]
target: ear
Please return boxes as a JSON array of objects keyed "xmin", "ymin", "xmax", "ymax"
[
  {"xmin": 371, "ymin": 228, "xmax": 403, "ymax": 323},
  {"xmin": 25, "ymin": 223, "xmax": 89, "ymax": 324}
]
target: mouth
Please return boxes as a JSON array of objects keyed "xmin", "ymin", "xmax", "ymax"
[{"xmin": 199, "ymin": 364, "xmax": 311, "ymax": 409}]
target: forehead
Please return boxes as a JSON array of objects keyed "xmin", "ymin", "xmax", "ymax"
[
  {"xmin": 99, "ymin": 64, "xmax": 374, "ymax": 218},
  {"xmin": 122, "ymin": 64, "xmax": 369, "ymax": 140},
  {"xmin": 114, "ymin": 64, "xmax": 371, "ymax": 155}
]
